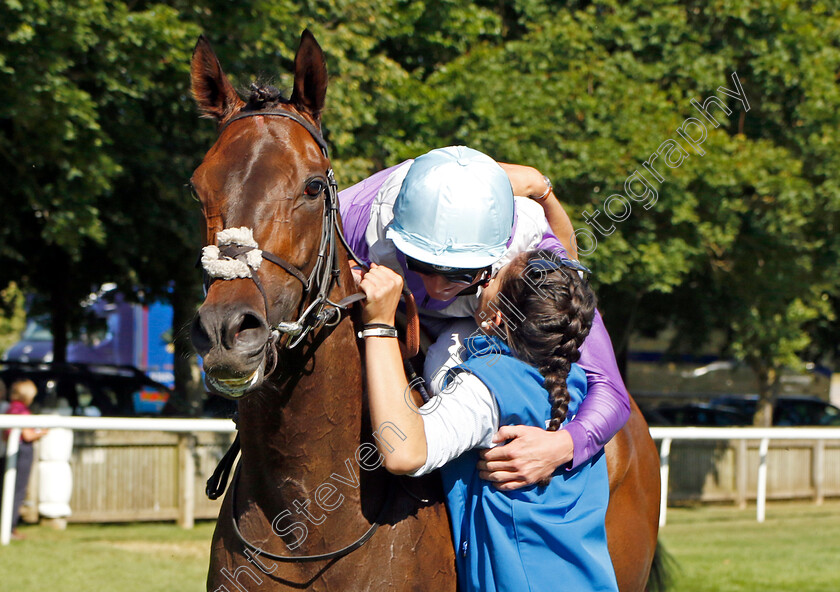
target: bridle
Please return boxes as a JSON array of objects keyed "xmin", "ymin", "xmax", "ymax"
[
  {"xmin": 201, "ymin": 107, "xmax": 366, "ymax": 350},
  {"xmin": 200, "ymin": 107, "xmax": 420, "ymax": 357},
  {"xmin": 201, "ymin": 106, "xmax": 413, "ymax": 565}
]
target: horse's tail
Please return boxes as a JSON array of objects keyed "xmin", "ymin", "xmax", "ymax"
[{"xmin": 646, "ymin": 539, "xmax": 677, "ymax": 592}]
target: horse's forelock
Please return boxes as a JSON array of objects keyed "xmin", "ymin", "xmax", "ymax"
[{"xmin": 245, "ymin": 81, "xmax": 291, "ymax": 111}]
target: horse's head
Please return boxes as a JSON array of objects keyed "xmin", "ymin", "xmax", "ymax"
[{"xmin": 189, "ymin": 31, "xmax": 344, "ymax": 398}]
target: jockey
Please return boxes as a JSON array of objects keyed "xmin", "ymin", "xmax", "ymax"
[{"xmin": 339, "ymin": 146, "xmax": 629, "ymax": 483}]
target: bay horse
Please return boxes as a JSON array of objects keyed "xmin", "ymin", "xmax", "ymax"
[{"xmin": 189, "ymin": 30, "xmax": 663, "ymax": 592}]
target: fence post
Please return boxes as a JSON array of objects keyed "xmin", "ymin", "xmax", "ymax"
[
  {"xmin": 813, "ymin": 439, "xmax": 825, "ymax": 506},
  {"xmin": 1, "ymin": 428, "xmax": 22, "ymax": 546},
  {"xmin": 736, "ymin": 438, "xmax": 748, "ymax": 510},
  {"xmin": 177, "ymin": 433, "xmax": 196, "ymax": 529},
  {"xmin": 757, "ymin": 438, "xmax": 769, "ymax": 523},
  {"xmin": 659, "ymin": 438, "xmax": 672, "ymax": 527}
]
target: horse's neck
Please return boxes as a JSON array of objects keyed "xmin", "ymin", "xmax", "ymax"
[
  {"xmin": 239, "ymin": 321, "xmax": 363, "ymax": 491},
  {"xmin": 233, "ymin": 291, "xmax": 379, "ymax": 556}
]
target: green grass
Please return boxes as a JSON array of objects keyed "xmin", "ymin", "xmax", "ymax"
[
  {"xmin": 1, "ymin": 502, "xmax": 839, "ymax": 591},
  {"xmin": 661, "ymin": 500, "xmax": 840, "ymax": 591},
  {"xmin": 0, "ymin": 521, "xmax": 217, "ymax": 592}
]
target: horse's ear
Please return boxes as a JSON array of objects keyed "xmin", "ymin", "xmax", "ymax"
[
  {"xmin": 190, "ymin": 35, "xmax": 245, "ymax": 122},
  {"xmin": 290, "ymin": 29, "xmax": 328, "ymax": 125}
]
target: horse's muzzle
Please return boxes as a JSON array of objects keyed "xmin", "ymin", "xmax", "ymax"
[{"xmin": 191, "ymin": 305, "xmax": 271, "ymax": 398}]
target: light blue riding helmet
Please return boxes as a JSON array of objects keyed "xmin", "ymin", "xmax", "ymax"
[{"xmin": 386, "ymin": 146, "xmax": 515, "ymax": 269}]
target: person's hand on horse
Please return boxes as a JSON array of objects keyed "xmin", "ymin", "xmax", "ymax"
[
  {"xmin": 476, "ymin": 425, "xmax": 574, "ymax": 490},
  {"xmin": 359, "ymin": 263, "xmax": 403, "ymax": 325}
]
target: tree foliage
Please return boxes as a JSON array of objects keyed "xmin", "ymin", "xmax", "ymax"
[
  {"xmin": 370, "ymin": 0, "xmax": 840, "ymax": 424},
  {"xmin": 1, "ymin": 0, "xmax": 839, "ymax": 423},
  {"xmin": 0, "ymin": 282, "xmax": 26, "ymax": 356}
]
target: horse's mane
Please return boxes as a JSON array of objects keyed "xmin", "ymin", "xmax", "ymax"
[{"xmin": 244, "ymin": 82, "xmax": 291, "ymax": 111}]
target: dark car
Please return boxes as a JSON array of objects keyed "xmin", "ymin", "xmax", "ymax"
[
  {"xmin": 0, "ymin": 361, "xmax": 184, "ymax": 417},
  {"xmin": 643, "ymin": 402, "xmax": 749, "ymax": 427},
  {"xmin": 710, "ymin": 395, "xmax": 840, "ymax": 426},
  {"xmin": 1, "ymin": 319, "xmax": 54, "ymax": 363}
]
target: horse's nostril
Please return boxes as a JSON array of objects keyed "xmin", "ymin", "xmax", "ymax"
[
  {"xmin": 226, "ymin": 311, "xmax": 268, "ymax": 350},
  {"xmin": 191, "ymin": 316, "xmax": 213, "ymax": 356},
  {"xmin": 237, "ymin": 312, "xmax": 263, "ymax": 335},
  {"xmin": 191, "ymin": 307, "xmax": 269, "ymax": 356}
]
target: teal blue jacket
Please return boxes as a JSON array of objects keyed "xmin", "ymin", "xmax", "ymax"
[{"xmin": 441, "ymin": 334, "xmax": 618, "ymax": 592}]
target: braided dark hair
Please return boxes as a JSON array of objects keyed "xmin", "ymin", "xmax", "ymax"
[{"xmin": 495, "ymin": 249, "xmax": 597, "ymax": 432}]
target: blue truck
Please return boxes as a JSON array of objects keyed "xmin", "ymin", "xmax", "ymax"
[{"xmin": 2, "ymin": 286, "xmax": 175, "ymax": 414}]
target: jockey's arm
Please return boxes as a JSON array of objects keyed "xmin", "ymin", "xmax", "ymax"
[{"xmin": 498, "ymin": 162, "xmax": 577, "ymax": 259}]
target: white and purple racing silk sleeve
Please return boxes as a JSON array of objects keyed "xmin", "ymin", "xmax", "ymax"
[{"xmin": 337, "ymin": 162, "xmax": 406, "ymax": 265}]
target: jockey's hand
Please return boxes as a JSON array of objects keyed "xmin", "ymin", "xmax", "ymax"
[
  {"xmin": 359, "ymin": 263, "xmax": 403, "ymax": 325},
  {"xmin": 476, "ymin": 425, "xmax": 574, "ymax": 490}
]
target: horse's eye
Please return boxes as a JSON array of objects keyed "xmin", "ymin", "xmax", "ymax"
[
  {"xmin": 187, "ymin": 182, "xmax": 201, "ymax": 202},
  {"xmin": 304, "ymin": 179, "xmax": 326, "ymax": 197}
]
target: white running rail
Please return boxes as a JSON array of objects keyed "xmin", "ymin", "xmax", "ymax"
[
  {"xmin": 649, "ymin": 426, "xmax": 840, "ymax": 526},
  {"xmin": 0, "ymin": 415, "xmax": 235, "ymax": 545},
  {"xmin": 4, "ymin": 418, "xmax": 840, "ymax": 543}
]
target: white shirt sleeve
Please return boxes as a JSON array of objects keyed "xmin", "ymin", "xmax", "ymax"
[{"xmin": 408, "ymin": 372, "xmax": 500, "ymax": 477}]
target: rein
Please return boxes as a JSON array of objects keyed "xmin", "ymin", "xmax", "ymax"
[{"xmin": 228, "ymin": 464, "xmax": 393, "ymax": 563}]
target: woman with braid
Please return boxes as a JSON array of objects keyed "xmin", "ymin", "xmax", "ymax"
[{"xmin": 361, "ymin": 249, "xmax": 618, "ymax": 592}]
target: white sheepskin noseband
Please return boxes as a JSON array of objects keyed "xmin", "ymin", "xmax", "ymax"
[{"xmin": 201, "ymin": 227, "xmax": 263, "ymax": 280}]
